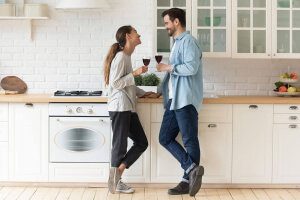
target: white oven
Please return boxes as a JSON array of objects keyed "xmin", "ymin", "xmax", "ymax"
[{"xmin": 49, "ymin": 103, "xmax": 110, "ymax": 163}]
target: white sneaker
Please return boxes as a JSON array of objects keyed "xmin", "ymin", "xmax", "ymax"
[
  {"xmin": 116, "ymin": 179, "xmax": 135, "ymax": 194},
  {"xmin": 108, "ymin": 167, "xmax": 121, "ymax": 194}
]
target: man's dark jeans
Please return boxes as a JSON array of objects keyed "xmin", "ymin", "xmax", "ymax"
[
  {"xmin": 159, "ymin": 99, "xmax": 200, "ymax": 182},
  {"xmin": 109, "ymin": 111, "xmax": 148, "ymax": 169}
]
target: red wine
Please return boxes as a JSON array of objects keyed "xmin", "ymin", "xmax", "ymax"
[
  {"xmin": 143, "ymin": 59, "xmax": 150, "ymax": 66},
  {"xmin": 155, "ymin": 55, "xmax": 163, "ymax": 63}
]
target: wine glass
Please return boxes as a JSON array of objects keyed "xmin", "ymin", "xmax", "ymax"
[
  {"xmin": 155, "ymin": 53, "xmax": 163, "ymax": 64},
  {"xmin": 143, "ymin": 55, "xmax": 151, "ymax": 74}
]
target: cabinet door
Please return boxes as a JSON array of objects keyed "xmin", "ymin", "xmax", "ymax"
[
  {"xmin": 232, "ymin": 0, "xmax": 272, "ymax": 58},
  {"xmin": 9, "ymin": 103, "xmax": 48, "ymax": 182},
  {"xmin": 199, "ymin": 123, "xmax": 232, "ymax": 183},
  {"xmin": 121, "ymin": 103, "xmax": 151, "ymax": 183},
  {"xmin": 192, "ymin": 0, "xmax": 232, "ymax": 57},
  {"xmin": 151, "ymin": 123, "xmax": 183, "ymax": 183},
  {"xmin": 272, "ymin": 0, "xmax": 300, "ymax": 58},
  {"xmin": 232, "ymin": 104, "xmax": 273, "ymax": 183},
  {"xmin": 273, "ymin": 124, "xmax": 300, "ymax": 183},
  {"xmin": 0, "ymin": 103, "xmax": 8, "ymax": 121},
  {"xmin": 0, "ymin": 142, "xmax": 8, "ymax": 181}
]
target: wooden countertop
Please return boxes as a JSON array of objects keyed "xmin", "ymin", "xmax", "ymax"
[{"xmin": 1, "ymin": 94, "xmax": 300, "ymax": 104}]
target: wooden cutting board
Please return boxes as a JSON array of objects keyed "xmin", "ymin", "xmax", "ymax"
[
  {"xmin": 0, "ymin": 76, "xmax": 27, "ymax": 94},
  {"xmin": 0, "ymin": 90, "xmax": 18, "ymax": 95}
]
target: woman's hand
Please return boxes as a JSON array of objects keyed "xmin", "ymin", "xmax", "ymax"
[
  {"xmin": 141, "ymin": 92, "xmax": 155, "ymax": 98},
  {"xmin": 143, "ymin": 92, "xmax": 162, "ymax": 98},
  {"xmin": 132, "ymin": 66, "xmax": 148, "ymax": 76}
]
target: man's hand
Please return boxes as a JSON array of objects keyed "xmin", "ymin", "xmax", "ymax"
[
  {"xmin": 141, "ymin": 92, "xmax": 155, "ymax": 98},
  {"xmin": 144, "ymin": 92, "xmax": 162, "ymax": 98},
  {"xmin": 156, "ymin": 63, "xmax": 171, "ymax": 72},
  {"xmin": 132, "ymin": 66, "xmax": 148, "ymax": 76}
]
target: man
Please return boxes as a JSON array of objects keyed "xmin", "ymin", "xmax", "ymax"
[{"xmin": 155, "ymin": 8, "xmax": 204, "ymax": 197}]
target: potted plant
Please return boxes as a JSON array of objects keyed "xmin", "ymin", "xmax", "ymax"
[{"xmin": 134, "ymin": 73, "xmax": 160, "ymax": 92}]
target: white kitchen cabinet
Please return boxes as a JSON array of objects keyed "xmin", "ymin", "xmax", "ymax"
[
  {"xmin": 151, "ymin": 123, "xmax": 183, "ymax": 183},
  {"xmin": 0, "ymin": 103, "xmax": 8, "ymax": 121},
  {"xmin": 121, "ymin": 103, "xmax": 151, "ymax": 183},
  {"xmin": 273, "ymin": 124, "xmax": 300, "ymax": 183},
  {"xmin": 272, "ymin": 0, "xmax": 300, "ymax": 58},
  {"xmin": 199, "ymin": 123, "xmax": 232, "ymax": 183},
  {"xmin": 232, "ymin": 104, "xmax": 273, "ymax": 183},
  {"xmin": 232, "ymin": 0, "xmax": 272, "ymax": 58},
  {"xmin": 0, "ymin": 142, "xmax": 8, "ymax": 181},
  {"xmin": 9, "ymin": 103, "xmax": 48, "ymax": 182},
  {"xmin": 192, "ymin": 0, "xmax": 232, "ymax": 57}
]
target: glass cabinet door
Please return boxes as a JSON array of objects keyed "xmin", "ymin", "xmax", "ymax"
[
  {"xmin": 272, "ymin": 0, "xmax": 300, "ymax": 58},
  {"xmin": 233, "ymin": 0, "xmax": 271, "ymax": 58},
  {"xmin": 192, "ymin": 0, "xmax": 231, "ymax": 57},
  {"xmin": 154, "ymin": 0, "xmax": 192, "ymax": 55}
]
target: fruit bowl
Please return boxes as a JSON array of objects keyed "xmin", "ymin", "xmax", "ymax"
[
  {"xmin": 274, "ymin": 91, "xmax": 300, "ymax": 96},
  {"xmin": 279, "ymin": 78, "xmax": 298, "ymax": 83}
]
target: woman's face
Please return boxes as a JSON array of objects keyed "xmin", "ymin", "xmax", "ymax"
[{"xmin": 127, "ymin": 27, "xmax": 141, "ymax": 46}]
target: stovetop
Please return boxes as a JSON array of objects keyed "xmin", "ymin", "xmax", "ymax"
[{"xmin": 54, "ymin": 90, "xmax": 103, "ymax": 97}]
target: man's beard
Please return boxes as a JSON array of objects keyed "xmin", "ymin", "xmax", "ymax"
[{"xmin": 167, "ymin": 27, "xmax": 175, "ymax": 36}]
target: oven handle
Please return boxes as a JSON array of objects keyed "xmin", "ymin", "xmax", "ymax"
[{"xmin": 56, "ymin": 118, "xmax": 105, "ymax": 122}]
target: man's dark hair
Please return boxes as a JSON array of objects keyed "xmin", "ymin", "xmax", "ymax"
[{"xmin": 162, "ymin": 8, "xmax": 186, "ymax": 28}]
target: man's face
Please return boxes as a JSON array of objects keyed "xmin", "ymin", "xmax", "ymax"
[{"xmin": 163, "ymin": 15, "xmax": 176, "ymax": 37}]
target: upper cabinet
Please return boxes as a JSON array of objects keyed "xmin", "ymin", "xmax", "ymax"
[
  {"xmin": 232, "ymin": 0, "xmax": 272, "ymax": 58},
  {"xmin": 272, "ymin": 0, "xmax": 300, "ymax": 58},
  {"xmin": 192, "ymin": 0, "xmax": 232, "ymax": 57},
  {"xmin": 153, "ymin": 0, "xmax": 192, "ymax": 56}
]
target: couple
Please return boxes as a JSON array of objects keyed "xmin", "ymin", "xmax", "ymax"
[{"xmin": 104, "ymin": 8, "xmax": 204, "ymax": 196}]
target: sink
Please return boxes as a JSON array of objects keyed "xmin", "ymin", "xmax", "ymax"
[{"xmin": 203, "ymin": 94, "xmax": 219, "ymax": 98}]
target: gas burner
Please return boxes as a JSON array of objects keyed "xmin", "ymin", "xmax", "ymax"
[{"xmin": 54, "ymin": 90, "xmax": 103, "ymax": 96}]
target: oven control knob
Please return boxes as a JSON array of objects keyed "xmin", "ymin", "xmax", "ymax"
[
  {"xmin": 87, "ymin": 109, "xmax": 93, "ymax": 114},
  {"xmin": 66, "ymin": 108, "xmax": 72, "ymax": 114},
  {"xmin": 76, "ymin": 107, "xmax": 83, "ymax": 113}
]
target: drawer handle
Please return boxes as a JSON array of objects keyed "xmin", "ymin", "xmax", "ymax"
[
  {"xmin": 289, "ymin": 106, "xmax": 298, "ymax": 110},
  {"xmin": 289, "ymin": 116, "xmax": 298, "ymax": 120},
  {"xmin": 25, "ymin": 103, "xmax": 33, "ymax": 107},
  {"xmin": 289, "ymin": 125, "xmax": 298, "ymax": 129},
  {"xmin": 249, "ymin": 105, "xmax": 258, "ymax": 109},
  {"xmin": 208, "ymin": 124, "xmax": 217, "ymax": 128}
]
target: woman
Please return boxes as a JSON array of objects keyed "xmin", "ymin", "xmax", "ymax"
[{"xmin": 104, "ymin": 25, "xmax": 153, "ymax": 194}]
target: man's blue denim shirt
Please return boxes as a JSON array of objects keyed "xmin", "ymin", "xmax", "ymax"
[{"xmin": 158, "ymin": 31, "xmax": 203, "ymax": 112}]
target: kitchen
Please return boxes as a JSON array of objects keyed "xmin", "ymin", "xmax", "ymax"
[{"xmin": 1, "ymin": 0, "xmax": 300, "ymax": 199}]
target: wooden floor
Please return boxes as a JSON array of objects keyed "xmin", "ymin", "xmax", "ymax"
[{"xmin": 1, "ymin": 187, "xmax": 300, "ymax": 200}]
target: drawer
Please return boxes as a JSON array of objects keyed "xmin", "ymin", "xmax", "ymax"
[
  {"xmin": 198, "ymin": 104, "xmax": 232, "ymax": 123},
  {"xmin": 49, "ymin": 163, "xmax": 109, "ymax": 182},
  {"xmin": 0, "ymin": 122, "xmax": 8, "ymax": 141},
  {"xmin": 274, "ymin": 104, "xmax": 300, "ymax": 114},
  {"xmin": 274, "ymin": 114, "xmax": 300, "ymax": 124},
  {"xmin": 0, "ymin": 103, "xmax": 8, "ymax": 121}
]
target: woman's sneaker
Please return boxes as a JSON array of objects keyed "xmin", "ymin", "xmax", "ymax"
[
  {"xmin": 116, "ymin": 179, "xmax": 135, "ymax": 193},
  {"xmin": 108, "ymin": 167, "xmax": 121, "ymax": 194}
]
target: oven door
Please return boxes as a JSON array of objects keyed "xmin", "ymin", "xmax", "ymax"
[{"xmin": 49, "ymin": 117, "xmax": 110, "ymax": 163}]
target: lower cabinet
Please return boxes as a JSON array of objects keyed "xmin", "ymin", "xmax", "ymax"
[
  {"xmin": 9, "ymin": 103, "xmax": 48, "ymax": 182},
  {"xmin": 49, "ymin": 163, "xmax": 109, "ymax": 182},
  {"xmin": 199, "ymin": 123, "xmax": 232, "ymax": 183},
  {"xmin": 273, "ymin": 124, "xmax": 300, "ymax": 183},
  {"xmin": 0, "ymin": 142, "xmax": 8, "ymax": 181},
  {"xmin": 232, "ymin": 104, "xmax": 273, "ymax": 183}
]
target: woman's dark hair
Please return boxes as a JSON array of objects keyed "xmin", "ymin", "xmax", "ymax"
[
  {"xmin": 162, "ymin": 8, "xmax": 186, "ymax": 27},
  {"xmin": 104, "ymin": 25, "xmax": 132, "ymax": 86}
]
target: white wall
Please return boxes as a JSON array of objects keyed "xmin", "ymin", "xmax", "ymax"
[{"xmin": 0, "ymin": 0, "xmax": 299, "ymax": 95}]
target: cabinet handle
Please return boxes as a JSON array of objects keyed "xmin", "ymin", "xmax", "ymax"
[
  {"xmin": 268, "ymin": 54, "xmax": 270, "ymax": 56},
  {"xmin": 289, "ymin": 125, "xmax": 298, "ymax": 129},
  {"xmin": 25, "ymin": 103, "xmax": 33, "ymax": 107},
  {"xmin": 249, "ymin": 105, "xmax": 258, "ymax": 109},
  {"xmin": 289, "ymin": 116, "xmax": 298, "ymax": 120},
  {"xmin": 289, "ymin": 106, "xmax": 298, "ymax": 110},
  {"xmin": 208, "ymin": 124, "xmax": 217, "ymax": 128},
  {"xmin": 273, "ymin": 54, "xmax": 276, "ymax": 56}
]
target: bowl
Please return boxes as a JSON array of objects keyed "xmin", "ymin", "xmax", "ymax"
[
  {"xmin": 278, "ymin": 1, "xmax": 290, "ymax": 8},
  {"xmin": 205, "ymin": 17, "xmax": 221, "ymax": 26}
]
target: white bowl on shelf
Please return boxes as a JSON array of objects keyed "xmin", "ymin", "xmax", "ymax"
[{"xmin": 279, "ymin": 78, "xmax": 298, "ymax": 83}]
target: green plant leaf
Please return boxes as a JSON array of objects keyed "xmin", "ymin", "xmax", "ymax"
[
  {"xmin": 142, "ymin": 73, "xmax": 160, "ymax": 86},
  {"xmin": 134, "ymin": 75, "xmax": 143, "ymax": 86}
]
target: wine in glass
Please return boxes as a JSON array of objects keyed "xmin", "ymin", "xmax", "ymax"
[
  {"xmin": 155, "ymin": 54, "xmax": 163, "ymax": 64},
  {"xmin": 143, "ymin": 55, "xmax": 150, "ymax": 74}
]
